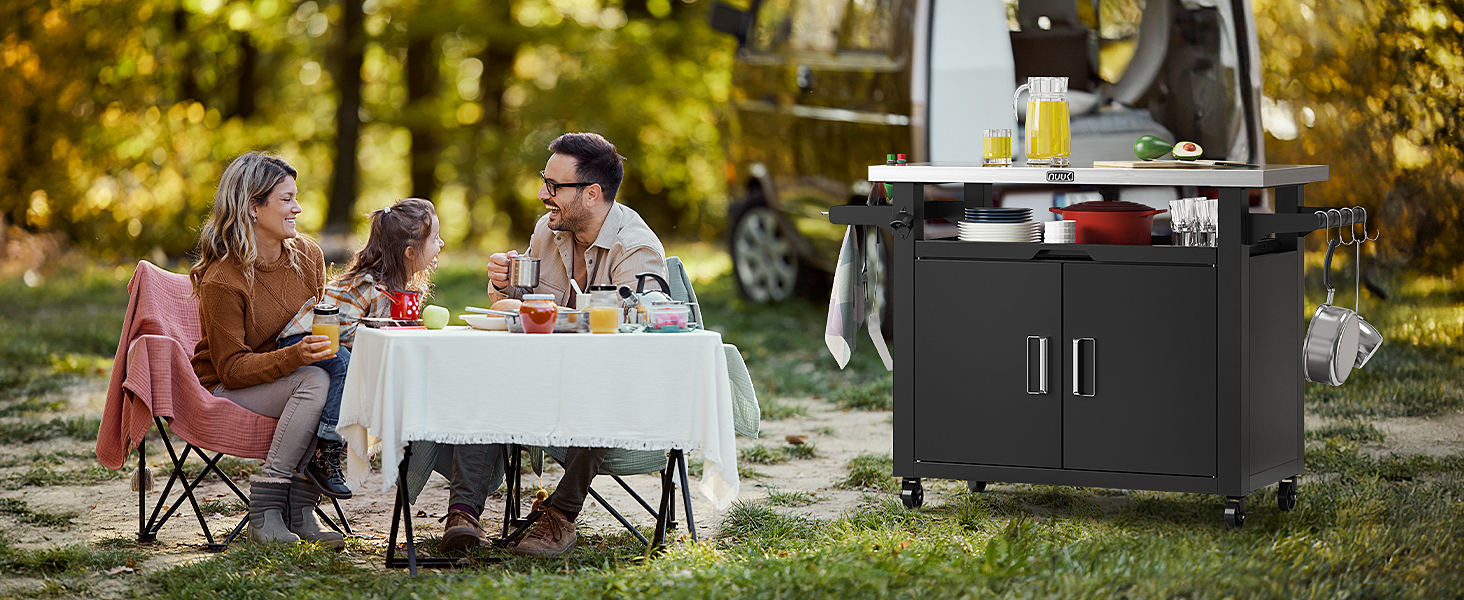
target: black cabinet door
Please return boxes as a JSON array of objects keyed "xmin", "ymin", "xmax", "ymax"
[
  {"xmin": 913, "ymin": 259, "xmax": 1062, "ymax": 468},
  {"xmin": 1062, "ymin": 263, "xmax": 1217, "ymax": 476}
]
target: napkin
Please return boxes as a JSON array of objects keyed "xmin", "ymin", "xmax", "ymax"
[{"xmin": 825, "ymin": 224, "xmax": 866, "ymax": 368}]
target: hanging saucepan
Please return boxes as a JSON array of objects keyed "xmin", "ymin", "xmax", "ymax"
[{"xmin": 1303, "ymin": 232, "xmax": 1360, "ymax": 386}]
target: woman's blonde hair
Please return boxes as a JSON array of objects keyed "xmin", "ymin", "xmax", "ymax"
[
  {"xmin": 190, "ymin": 151, "xmax": 303, "ymax": 295},
  {"xmin": 339, "ymin": 198, "xmax": 437, "ymax": 294}
]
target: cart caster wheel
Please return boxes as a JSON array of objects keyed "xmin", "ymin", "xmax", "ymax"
[
  {"xmin": 1277, "ymin": 477, "xmax": 1299, "ymax": 512},
  {"xmin": 900, "ymin": 478, "xmax": 923, "ymax": 509},
  {"xmin": 967, "ymin": 481, "xmax": 987, "ymax": 493},
  {"xmin": 1224, "ymin": 496, "xmax": 1246, "ymax": 529}
]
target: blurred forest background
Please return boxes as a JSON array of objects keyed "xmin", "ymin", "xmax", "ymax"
[{"xmin": 0, "ymin": 0, "xmax": 1460, "ymax": 277}]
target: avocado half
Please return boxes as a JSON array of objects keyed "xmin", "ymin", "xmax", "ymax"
[{"xmin": 1173, "ymin": 141, "xmax": 1203, "ymax": 160}]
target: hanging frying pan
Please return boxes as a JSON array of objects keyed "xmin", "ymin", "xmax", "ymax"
[{"xmin": 1303, "ymin": 227, "xmax": 1360, "ymax": 386}]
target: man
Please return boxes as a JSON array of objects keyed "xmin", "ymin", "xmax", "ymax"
[{"xmin": 440, "ymin": 132, "xmax": 667, "ymax": 556}]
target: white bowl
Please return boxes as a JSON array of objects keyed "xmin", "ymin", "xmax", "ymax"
[{"xmin": 460, "ymin": 314, "xmax": 508, "ymax": 331}]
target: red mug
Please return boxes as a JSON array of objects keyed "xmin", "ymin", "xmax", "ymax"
[{"xmin": 383, "ymin": 289, "xmax": 423, "ymax": 320}]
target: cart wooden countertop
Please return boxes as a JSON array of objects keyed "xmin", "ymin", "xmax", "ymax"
[{"xmin": 868, "ymin": 162, "xmax": 1329, "ymax": 188}]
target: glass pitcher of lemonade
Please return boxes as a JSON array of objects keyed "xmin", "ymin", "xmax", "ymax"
[{"xmin": 1012, "ymin": 77, "xmax": 1071, "ymax": 167}]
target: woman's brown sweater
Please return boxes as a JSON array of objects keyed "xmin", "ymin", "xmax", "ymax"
[{"xmin": 191, "ymin": 238, "xmax": 326, "ymax": 390}]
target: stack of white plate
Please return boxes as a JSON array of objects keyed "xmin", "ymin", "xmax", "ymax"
[
  {"xmin": 958, "ymin": 207, "xmax": 1040, "ymax": 243},
  {"xmin": 1044, "ymin": 220, "xmax": 1077, "ymax": 244}
]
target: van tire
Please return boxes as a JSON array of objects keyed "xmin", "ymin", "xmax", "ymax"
[{"xmin": 728, "ymin": 195, "xmax": 800, "ymax": 303}]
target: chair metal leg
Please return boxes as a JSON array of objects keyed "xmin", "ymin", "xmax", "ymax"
[
  {"xmin": 384, "ymin": 444, "xmax": 467, "ymax": 573},
  {"xmin": 612, "ymin": 475, "xmax": 662, "ymax": 519},
  {"xmin": 222, "ymin": 514, "xmax": 248, "ymax": 546},
  {"xmin": 136, "ymin": 439, "xmax": 151, "ymax": 542},
  {"xmin": 674, "ymin": 450, "xmax": 698, "ymax": 542},
  {"xmin": 587, "ymin": 486, "xmax": 648, "ymax": 545},
  {"xmin": 650, "ymin": 454, "xmax": 677, "ymax": 552}
]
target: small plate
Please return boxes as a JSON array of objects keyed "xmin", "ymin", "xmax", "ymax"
[{"xmin": 460, "ymin": 314, "xmax": 508, "ymax": 331}]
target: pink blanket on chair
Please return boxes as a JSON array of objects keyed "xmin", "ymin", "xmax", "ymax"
[{"xmin": 96, "ymin": 261, "xmax": 278, "ymax": 470}]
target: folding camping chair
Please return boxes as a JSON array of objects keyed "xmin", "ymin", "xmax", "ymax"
[
  {"xmin": 507, "ymin": 257, "xmax": 760, "ymax": 548},
  {"xmin": 96, "ymin": 261, "xmax": 349, "ymax": 551}
]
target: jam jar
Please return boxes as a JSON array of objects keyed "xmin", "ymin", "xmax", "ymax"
[{"xmin": 519, "ymin": 294, "xmax": 558, "ymax": 334}]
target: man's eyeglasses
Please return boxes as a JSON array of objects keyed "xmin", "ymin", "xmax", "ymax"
[{"xmin": 540, "ymin": 171, "xmax": 594, "ymax": 198}]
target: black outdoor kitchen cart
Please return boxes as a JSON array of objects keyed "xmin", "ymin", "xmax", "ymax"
[{"xmin": 830, "ymin": 163, "xmax": 1332, "ymax": 528}]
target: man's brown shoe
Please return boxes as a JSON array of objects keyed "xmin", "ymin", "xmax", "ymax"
[
  {"xmin": 439, "ymin": 509, "xmax": 486, "ymax": 553},
  {"xmin": 508, "ymin": 506, "xmax": 575, "ymax": 557}
]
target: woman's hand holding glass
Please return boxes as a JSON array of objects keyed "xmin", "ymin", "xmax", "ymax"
[{"xmin": 295, "ymin": 334, "xmax": 336, "ymax": 362}]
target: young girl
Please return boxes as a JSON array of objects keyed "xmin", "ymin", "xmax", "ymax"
[{"xmin": 277, "ymin": 197, "xmax": 445, "ymax": 498}]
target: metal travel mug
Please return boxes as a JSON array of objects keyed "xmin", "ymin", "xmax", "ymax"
[{"xmin": 507, "ymin": 255, "xmax": 541, "ymax": 288}]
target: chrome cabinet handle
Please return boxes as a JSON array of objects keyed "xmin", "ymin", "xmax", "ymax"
[
  {"xmin": 1072, "ymin": 338, "xmax": 1096, "ymax": 397},
  {"xmin": 1026, "ymin": 336, "xmax": 1048, "ymax": 395}
]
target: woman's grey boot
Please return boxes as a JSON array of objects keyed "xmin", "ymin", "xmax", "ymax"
[
  {"xmin": 289, "ymin": 477, "xmax": 345, "ymax": 548},
  {"xmin": 248, "ymin": 479, "xmax": 301, "ymax": 544}
]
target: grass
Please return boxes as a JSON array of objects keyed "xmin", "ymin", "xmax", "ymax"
[
  {"xmin": 3, "ymin": 251, "xmax": 1464, "ymax": 599},
  {"xmin": 738, "ymin": 443, "xmax": 818, "ymax": 465},
  {"xmin": 828, "ymin": 374, "xmax": 893, "ymax": 411},
  {"xmin": 0, "ymin": 498, "xmax": 78, "ymax": 527},
  {"xmin": 197, "ymin": 497, "xmax": 248, "ymax": 516},
  {"xmin": 760, "ymin": 485, "xmax": 821, "ymax": 507},
  {"xmin": 1306, "ymin": 420, "xmax": 1386, "ymax": 443},
  {"xmin": 0, "ymin": 417, "xmax": 103, "ymax": 445},
  {"xmin": 4, "ymin": 464, "xmax": 126, "ymax": 489},
  {"xmin": 108, "ymin": 453, "xmax": 1464, "ymax": 599},
  {"xmin": 835, "ymin": 453, "xmax": 897, "ymax": 492},
  {"xmin": 0, "ymin": 533, "xmax": 142, "ymax": 577}
]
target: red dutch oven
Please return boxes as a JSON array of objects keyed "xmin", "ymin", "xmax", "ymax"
[{"xmin": 1049, "ymin": 200, "xmax": 1167, "ymax": 245}]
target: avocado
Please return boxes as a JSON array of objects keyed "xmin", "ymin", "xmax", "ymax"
[
  {"xmin": 1173, "ymin": 141, "xmax": 1204, "ymax": 160},
  {"xmin": 1133, "ymin": 135, "xmax": 1174, "ymax": 161}
]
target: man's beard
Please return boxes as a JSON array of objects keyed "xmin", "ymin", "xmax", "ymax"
[{"xmin": 548, "ymin": 191, "xmax": 590, "ymax": 233}]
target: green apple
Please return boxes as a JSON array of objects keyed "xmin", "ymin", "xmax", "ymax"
[{"xmin": 422, "ymin": 304, "xmax": 450, "ymax": 329}]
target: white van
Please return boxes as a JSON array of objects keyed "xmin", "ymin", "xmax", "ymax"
[{"xmin": 709, "ymin": 0, "xmax": 1264, "ymax": 304}]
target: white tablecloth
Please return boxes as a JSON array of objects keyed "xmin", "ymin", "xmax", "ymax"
[{"xmin": 338, "ymin": 327, "xmax": 739, "ymax": 509}]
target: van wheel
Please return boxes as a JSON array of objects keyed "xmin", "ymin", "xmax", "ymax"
[{"xmin": 730, "ymin": 202, "xmax": 799, "ymax": 303}]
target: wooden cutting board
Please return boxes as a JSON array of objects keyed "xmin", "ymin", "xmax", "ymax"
[{"xmin": 1093, "ymin": 160, "xmax": 1224, "ymax": 169}]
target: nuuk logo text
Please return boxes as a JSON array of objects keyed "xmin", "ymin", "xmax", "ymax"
[{"xmin": 1046, "ymin": 170, "xmax": 1076, "ymax": 183}]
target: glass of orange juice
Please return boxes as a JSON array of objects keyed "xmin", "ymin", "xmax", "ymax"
[
  {"xmin": 312, "ymin": 304, "xmax": 340, "ymax": 355},
  {"xmin": 588, "ymin": 285, "xmax": 620, "ymax": 334}
]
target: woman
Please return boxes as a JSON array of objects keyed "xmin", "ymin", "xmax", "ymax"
[{"xmin": 189, "ymin": 151, "xmax": 341, "ymax": 546}]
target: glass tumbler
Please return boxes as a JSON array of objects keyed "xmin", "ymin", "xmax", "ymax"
[
  {"xmin": 588, "ymin": 284, "xmax": 620, "ymax": 334},
  {"xmin": 312, "ymin": 303, "xmax": 340, "ymax": 355},
  {"xmin": 983, "ymin": 129, "xmax": 1012, "ymax": 166}
]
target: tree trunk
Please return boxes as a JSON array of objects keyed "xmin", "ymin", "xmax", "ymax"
[
  {"xmin": 405, "ymin": 33, "xmax": 438, "ymax": 200},
  {"xmin": 173, "ymin": 9, "xmax": 200, "ymax": 103},
  {"xmin": 325, "ymin": 0, "xmax": 365, "ymax": 243},
  {"xmin": 233, "ymin": 33, "xmax": 258, "ymax": 119},
  {"xmin": 470, "ymin": 7, "xmax": 537, "ymax": 244}
]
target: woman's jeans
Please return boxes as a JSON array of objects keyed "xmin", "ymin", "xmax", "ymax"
[{"xmin": 278, "ymin": 333, "xmax": 351, "ymax": 442}]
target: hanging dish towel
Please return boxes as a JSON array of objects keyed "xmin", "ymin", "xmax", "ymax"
[
  {"xmin": 865, "ymin": 230, "xmax": 893, "ymax": 371},
  {"xmin": 825, "ymin": 225, "xmax": 866, "ymax": 368}
]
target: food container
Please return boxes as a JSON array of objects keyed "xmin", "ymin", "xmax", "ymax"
[
  {"xmin": 519, "ymin": 294, "xmax": 557, "ymax": 334},
  {"xmin": 1048, "ymin": 200, "xmax": 1167, "ymax": 245},
  {"xmin": 647, "ymin": 301, "xmax": 691, "ymax": 332},
  {"xmin": 494, "ymin": 309, "xmax": 589, "ymax": 333}
]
